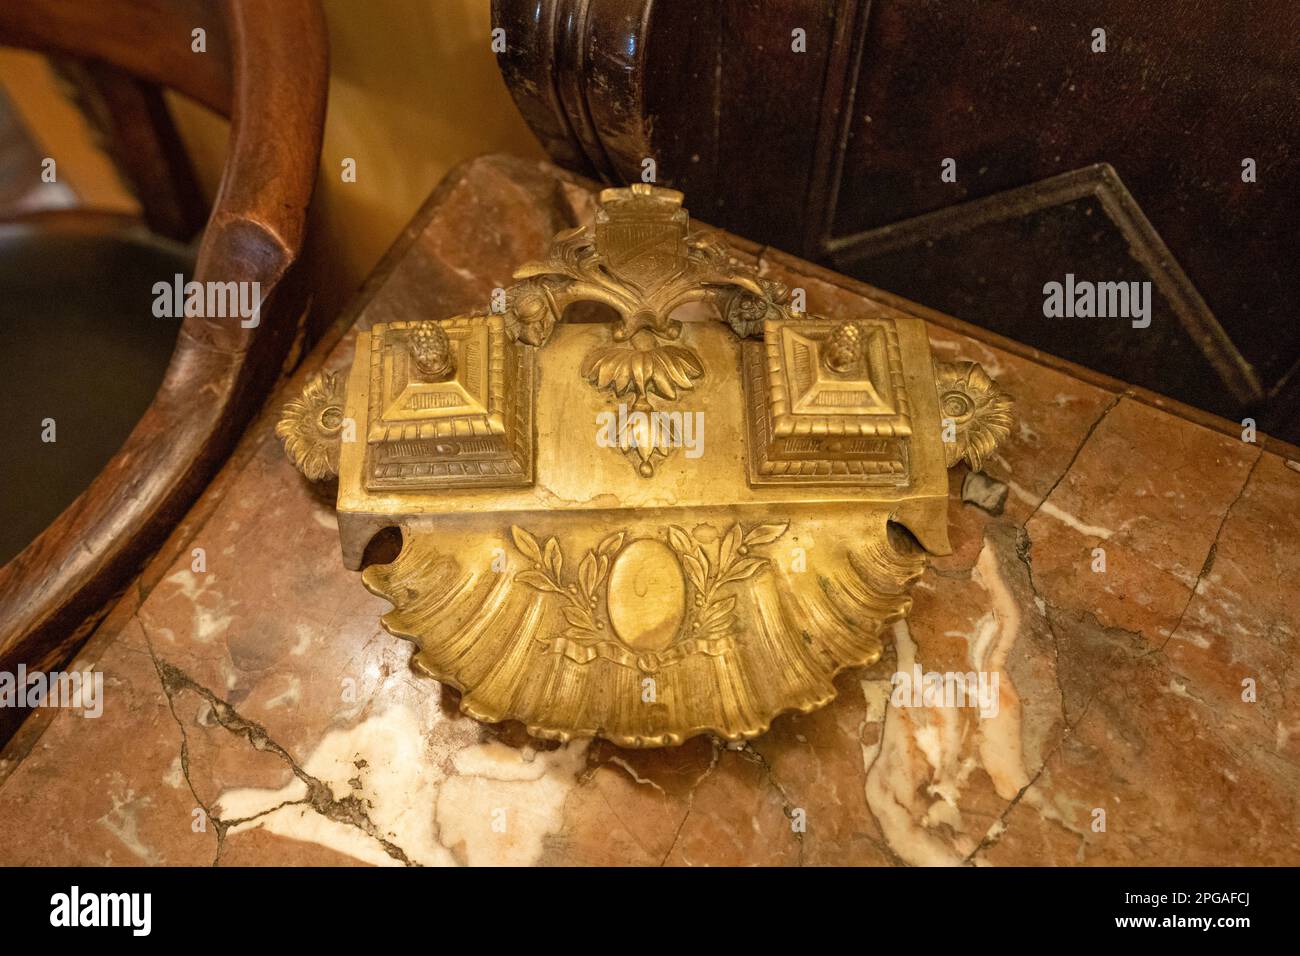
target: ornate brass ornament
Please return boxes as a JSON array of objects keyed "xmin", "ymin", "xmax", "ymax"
[
  {"xmin": 275, "ymin": 370, "xmax": 346, "ymax": 481},
  {"xmin": 277, "ymin": 185, "xmax": 1014, "ymax": 747}
]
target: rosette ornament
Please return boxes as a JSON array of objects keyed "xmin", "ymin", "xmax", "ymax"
[
  {"xmin": 275, "ymin": 370, "xmax": 346, "ymax": 481},
  {"xmin": 935, "ymin": 360, "xmax": 1014, "ymax": 472}
]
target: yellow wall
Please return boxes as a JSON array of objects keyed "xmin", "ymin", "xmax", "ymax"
[
  {"xmin": 3, "ymin": 0, "xmax": 544, "ymax": 307},
  {"xmin": 172, "ymin": 0, "xmax": 546, "ymax": 301}
]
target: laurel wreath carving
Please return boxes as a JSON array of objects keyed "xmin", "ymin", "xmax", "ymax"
[
  {"xmin": 508, "ymin": 522, "xmax": 789, "ymax": 669},
  {"xmin": 510, "ymin": 525, "xmax": 625, "ymax": 637},
  {"xmin": 667, "ymin": 522, "xmax": 789, "ymax": 638}
]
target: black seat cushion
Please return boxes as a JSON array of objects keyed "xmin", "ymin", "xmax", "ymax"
[{"xmin": 0, "ymin": 220, "xmax": 190, "ymax": 565}]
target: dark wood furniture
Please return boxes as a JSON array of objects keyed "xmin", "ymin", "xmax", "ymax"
[
  {"xmin": 0, "ymin": 0, "xmax": 329, "ymax": 727},
  {"xmin": 493, "ymin": 0, "xmax": 1300, "ymax": 440}
]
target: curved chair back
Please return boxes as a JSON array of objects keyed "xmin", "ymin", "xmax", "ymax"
[{"xmin": 0, "ymin": 0, "xmax": 329, "ymax": 686}]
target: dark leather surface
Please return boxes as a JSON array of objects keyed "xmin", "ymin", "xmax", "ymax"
[{"xmin": 0, "ymin": 221, "xmax": 189, "ymax": 564}]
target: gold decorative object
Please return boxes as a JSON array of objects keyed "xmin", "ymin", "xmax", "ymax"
[
  {"xmin": 277, "ymin": 184, "xmax": 1013, "ymax": 747},
  {"xmin": 407, "ymin": 320, "xmax": 455, "ymax": 380},
  {"xmin": 275, "ymin": 370, "xmax": 346, "ymax": 481},
  {"xmin": 935, "ymin": 360, "xmax": 1014, "ymax": 471}
]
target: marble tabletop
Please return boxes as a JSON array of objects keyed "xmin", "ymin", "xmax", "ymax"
[{"xmin": 1, "ymin": 155, "xmax": 1296, "ymax": 866}]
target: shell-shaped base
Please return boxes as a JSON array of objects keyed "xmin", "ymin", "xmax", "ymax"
[{"xmin": 362, "ymin": 511, "xmax": 925, "ymax": 747}]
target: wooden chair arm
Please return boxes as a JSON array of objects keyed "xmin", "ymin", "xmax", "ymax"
[{"xmin": 0, "ymin": 0, "xmax": 328, "ymax": 687}]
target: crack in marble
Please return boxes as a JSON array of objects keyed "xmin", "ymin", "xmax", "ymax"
[
  {"xmin": 655, "ymin": 741, "xmax": 720, "ymax": 866},
  {"xmin": 963, "ymin": 692, "xmax": 1096, "ymax": 864},
  {"xmin": 860, "ymin": 530, "xmax": 1107, "ymax": 866},
  {"xmin": 740, "ymin": 743, "xmax": 806, "ymax": 866},
  {"xmin": 1014, "ymin": 527, "xmax": 1074, "ymax": 727},
  {"xmin": 989, "ymin": 480, "xmax": 1300, "ymax": 863},
  {"xmin": 218, "ymin": 796, "xmax": 313, "ymax": 831},
  {"xmin": 1019, "ymin": 393, "xmax": 1123, "ymax": 530},
  {"xmin": 139, "ymin": 620, "xmax": 416, "ymax": 866},
  {"xmin": 590, "ymin": 778, "xmax": 660, "ymax": 861},
  {"xmin": 1009, "ymin": 520, "xmax": 1152, "ymax": 877},
  {"xmin": 138, "ymin": 627, "xmax": 221, "ymax": 865},
  {"xmin": 1157, "ymin": 448, "xmax": 1264, "ymax": 654},
  {"xmin": 658, "ymin": 806, "xmax": 693, "ymax": 866}
]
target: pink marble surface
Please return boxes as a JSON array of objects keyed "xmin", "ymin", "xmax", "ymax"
[{"xmin": 0, "ymin": 156, "xmax": 1296, "ymax": 866}]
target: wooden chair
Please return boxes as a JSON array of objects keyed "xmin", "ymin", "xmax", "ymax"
[{"xmin": 0, "ymin": 0, "xmax": 328, "ymax": 694}]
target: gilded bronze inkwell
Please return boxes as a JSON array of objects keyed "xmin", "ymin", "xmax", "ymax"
[{"xmin": 277, "ymin": 184, "xmax": 1012, "ymax": 747}]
